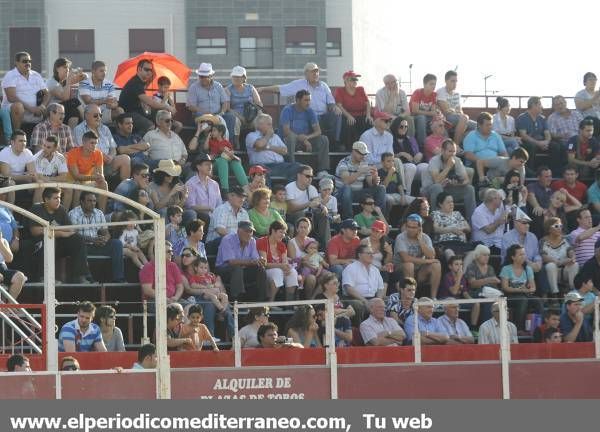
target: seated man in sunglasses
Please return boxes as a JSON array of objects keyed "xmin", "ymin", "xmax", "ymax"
[{"xmin": 73, "ymin": 104, "xmax": 131, "ymax": 181}]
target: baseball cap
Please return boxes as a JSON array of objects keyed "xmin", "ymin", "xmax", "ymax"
[
  {"xmin": 352, "ymin": 141, "xmax": 370, "ymax": 155},
  {"xmin": 238, "ymin": 221, "xmax": 256, "ymax": 232},
  {"xmin": 319, "ymin": 177, "xmax": 334, "ymax": 190},
  {"xmin": 340, "ymin": 219, "xmax": 359, "ymax": 230},
  {"xmin": 372, "ymin": 110, "xmax": 393, "ymax": 121},
  {"xmin": 343, "ymin": 70, "xmax": 361, "ymax": 80},
  {"xmin": 193, "ymin": 154, "xmax": 212, "ymax": 166},
  {"xmin": 564, "ymin": 291, "xmax": 584, "ymax": 304},
  {"xmin": 371, "ymin": 220, "xmax": 387, "ymax": 233},
  {"xmin": 406, "ymin": 213, "xmax": 423, "ymax": 225},
  {"xmin": 249, "ymin": 165, "xmax": 268, "ymax": 176}
]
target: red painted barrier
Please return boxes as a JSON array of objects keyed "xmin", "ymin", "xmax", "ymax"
[
  {"xmin": 338, "ymin": 363, "xmax": 503, "ymax": 399},
  {"xmin": 61, "ymin": 370, "xmax": 156, "ymax": 399},
  {"xmin": 171, "ymin": 366, "xmax": 330, "ymax": 399}
]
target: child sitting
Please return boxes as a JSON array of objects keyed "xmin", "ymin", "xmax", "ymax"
[
  {"xmin": 300, "ymin": 239, "xmax": 328, "ymax": 278},
  {"xmin": 186, "ymin": 257, "xmax": 229, "ymax": 316},
  {"xmin": 165, "ymin": 205, "xmax": 186, "ymax": 246},
  {"xmin": 179, "ymin": 304, "xmax": 219, "ymax": 351},
  {"xmin": 319, "ymin": 177, "xmax": 341, "ymax": 226},
  {"xmin": 354, "ymin": 195, "xmax": 388, "ymax": 236},
  {"xmin": 205, "ymin": 123, "xmax": 249, "ymax": 193},
  {"xmin": 119, "ymin": 210, "xmax": 148, "ymax": 269},
  {"xmin": 153, "ymin": 76, "xmax": 183, "ymax": 133},
  {"xmin": 270, "ymin": 184, "xmax": 288, "ymax": 219}
]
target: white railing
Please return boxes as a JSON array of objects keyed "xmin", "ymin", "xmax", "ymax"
[{"xmin": 233, "ymin": 299, "xmax": 337, "ymax": 399}]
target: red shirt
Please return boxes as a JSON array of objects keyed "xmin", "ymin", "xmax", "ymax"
[
  {"xmin": 333, "ymin": 86, "xmax": 368, "ymax": 117},
  {"xmin": 208, "ymin": 138, "xmax": 233, "ymax": 158},
  {"xmin": 256, "ymin": 236, "xmax": 288, "ymax": 263},
  {"xmin": 139, "ymin": 261, "xmax": 183, "ymax": 300},
  {"xmin": 327, "ymin": 234, "xmax": 360, "ymax": 261},
  {"xmin": 410, "ymin": 88, "xmax": 437, "ymax": 114},
  {"xmin": 551, "ymin": 180, "xmax": 588, "ymax": 203}
]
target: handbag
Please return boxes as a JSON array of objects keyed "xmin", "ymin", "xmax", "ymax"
[{"xmin": 243, "ymin": 102, "xmax": 262, "ymax": 124}]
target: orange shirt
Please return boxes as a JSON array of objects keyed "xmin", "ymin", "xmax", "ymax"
[{"xmin": 66, "ymin": 147, "xmax": 103, "ymax": 176}]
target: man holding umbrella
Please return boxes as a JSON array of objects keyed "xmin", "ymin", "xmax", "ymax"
[{"xmin": 118, "ymin": 59, "xmax": 176, "ymax": 134}]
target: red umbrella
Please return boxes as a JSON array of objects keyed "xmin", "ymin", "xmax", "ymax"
[{"xmin": 113, "ymin": 52, "xmax": 191, "ymax": 91}]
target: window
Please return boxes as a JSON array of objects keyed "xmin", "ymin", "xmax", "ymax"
[
  {"xmin": 239, "ymin": 27, "xmax": 273, "ymax": 68},
  {"xmin": 326, "ymin": 28, "xmax": 342, "ymax": 57},
  {"xmin": 58, "ymin": 30, "xmax": 95, "ymax": 70},
  {"xmin": 9, "ymin": 27, "xmax": 41, "ymax": 71},
  {"xmin": 129, "ymin": 29, "xmax": 165, "ymax": 57},
  {"xmin": 196, "ymin": 27, "xmax": 227, "ymax": 55},
  {"xmin": 285, "ymin": 26, "xmax": 316, "ymax": 55}
]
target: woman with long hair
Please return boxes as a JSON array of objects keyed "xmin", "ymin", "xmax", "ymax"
[
  {"xmin": 492, "ymin": 97, "xmax": 521, "ymax": 154},
  {"xmin": 400, "ymin": 197, "xmax": 433, "ymax": 236},
  {"xmin": 285, "ymin": 305, "xmax": 322, "ymax": 348},
  {"xmin": 238, "ymin": 307, "xmax": 270, "ymax": 348},
  {"xmin": 390, "ymin": 116, "xmax": 428, "ymax": 194},
  {"xmin": 95, "ymin": 305, "xmax": 125, "ymax": 352},
  {"xmin": 500, "ymin": 244, "xmax": 542, "ymax": 329}
]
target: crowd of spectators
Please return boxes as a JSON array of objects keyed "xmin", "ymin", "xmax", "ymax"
[{"xmin": 2, "ymin": 50, "xmax": 600, "ymax": 359}]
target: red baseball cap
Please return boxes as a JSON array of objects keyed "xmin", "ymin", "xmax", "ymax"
[
  {"xmin": 249, "ymin": 165, "xmax": 268, "ymax": 175},
  {"xmin": 343, "ymin": 70, "xmax": 361, "ymax": 80},
  {"xmin": 372, "ymin": 110, "xmax": 393, "ymax": 120},
  {"xmin": 371, "ymin": 220, "xmax": 387, "ymax": 233}
]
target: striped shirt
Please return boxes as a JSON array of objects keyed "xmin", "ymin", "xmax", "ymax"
[
  {"xmin": 30, "ymin": 120, "xmax": 74, "ymax": 153},
  {"xmin": 568, "ymin": 227, "xmax": 600, "ymax": 266},
  {"xmin": 68, "ymin": 206, "xmax": 107, "ymax": 240},
  {"xmin": 79, "ymin": 78, "xmax": 118, "ymax": 110},
  {"xmin": 58, "ymin": 319, "xmax": 103, "ymax": 352},
  {"xmin": 206, "ymin": 202, "xmax": 249, "ymax": 242},
  {"xmin": 73, "ymin": 121, "xmax": 117, "ymax": 156},
  {"xmin": 31, "ymin": 150, "xmax": 68, "ymax": 176}
]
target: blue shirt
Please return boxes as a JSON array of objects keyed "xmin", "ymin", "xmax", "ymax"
[
  {"xmin": 559, "ymin": 311, "xmax": 593, "ymax": 342},
  {"xmin": 516, "ymin": 112, "xmax": 548, "ymax": 140},
  {"xmin": 463, "ymin": 130, "xmax": 506, "ymax": 160},
  {"xmin": 499, "ymin": 264, "xmax": 534, "ymax": 289},
  {"xmin": 215, "ymin": 233, "xmax": 259, "ymax": 267},
  {"xmin": 187, "ymin": 80, "xmax": 229, "ymax": 116},
  {"xmin": 587, "ymin": 182, "xmax": 600, "ymax": 203},
  {"xmin": 500, "ymin": 229, "xmax": 542, "ymax": 264},
  {"xmin": 279, "ymin": 104, "xmax": 318, "ymax": 135},
  {"xmin": 404, "ymin": 314, "xmax": 448, "ymax": 344},
  {"xmin": 0, "ymin": 206, "xmax": 17, "ymax": 242},
  {"xmin": 58, "ymin": 319, "xmax": 103, "ymax": 352},
  {"xmin": 113, "ymin": 131, "xmax": 146, "ymax": 160}
]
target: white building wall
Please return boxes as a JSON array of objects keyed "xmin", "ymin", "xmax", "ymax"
[
  {"xmin": 347, "ymin": 0, "xmax": 412, "ymax": 95},
  {"xmin": 46, "ymin": 0, "xmax": 186, "ymax": 81},
  {"xmin": 325, "ymin": 0, "xmax": 353, "ymax": 88}
]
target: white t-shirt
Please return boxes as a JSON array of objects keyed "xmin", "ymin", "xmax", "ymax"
[
  {"xmin": 436, "ymin": 86, "xmax": 461, "ymax": 111},
  {"xmin": 285, "ymin": 181, "xmax": 318, "ymax": 209},
  {"xmin": 1, "ymin": 68, "xmax": 47, "ymax": 109},
  {"xmin": 120, "ymin": 228, "xmax": 139, "ymax": 247},
  {"xmin": 31, "ymin": 150, "xmax": 68, "ymax": 176},
  {"xmin": 0, "ymin": 146, "xmax": 34, "ymax": 175}
]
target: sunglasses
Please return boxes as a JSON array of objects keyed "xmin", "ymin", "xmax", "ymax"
[
  {"xmin": 91, "ymin": 113, "xmax": 101, "ymax": 118},
  {"xmin": 399, "ymin": 124, "xmax": 408, "ymax": 129},
  {"xmin": 349, "ymin": 78, "xmax": 359, "ymax": 82},
  {"xmin": 142, "ymin": 67, "xmax": 153, "ymax": 72},
  {"xmin": 62, "ymin": 365, "xmax": 78, "ymax": 371},
  {"xmin": 181, "ymin": 253, "xmax": 196, "ymax": 258},
  {"xmin": 20, "ymin": 59, "xmax": 32, "ymax": 64}
]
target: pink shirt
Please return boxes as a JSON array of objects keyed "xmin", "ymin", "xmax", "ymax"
[
  {"xmin": 424, "ymin": 135, "xmax": 445, "ymax": 161},
  {"xmin": 139, "ymin": 261, "xmax": 183, "ymax": 299}
]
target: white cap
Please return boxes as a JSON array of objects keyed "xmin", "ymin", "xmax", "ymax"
[
  {"xmin": 515, "ymin": 208, "xmax": 532, "ymax": 223},
  {"xmin": 196, "ymin": 62, "xmax": 215, "ymax": 76},
  {"xmin": 352, "ymin": 141, "xmax": 370, "ymax": 155},
  {"xmin": 230, "ymin": 65, "xmax": 247, "ymax": 77}
]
